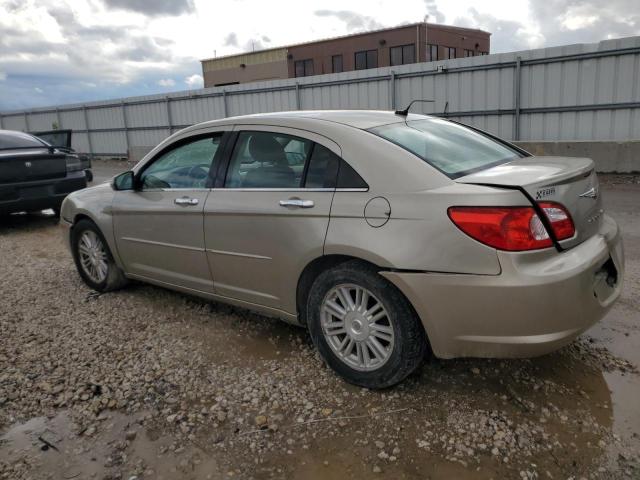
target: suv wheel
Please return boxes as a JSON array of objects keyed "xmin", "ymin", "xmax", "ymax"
[
  {"xmin": 71, "ymin": 219, "xmax": 128, "ymax": 292},
  {"xmin": 307, "ymin": 261, "xmax": 427, "ymax": 388}
]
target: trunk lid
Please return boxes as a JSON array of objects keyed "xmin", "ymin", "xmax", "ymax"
[
  {"xmin": 456, "ymin": 156, "xmax": 603, "ymax": 249},
  {"xmin": 0, "ymin": 149, "xmax": 67, "ymax": 184}
]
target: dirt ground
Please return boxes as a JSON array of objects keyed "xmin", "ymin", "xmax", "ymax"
[{"xmin": 0, "ymin": 164, "xmax": 639, "ymax": 479}]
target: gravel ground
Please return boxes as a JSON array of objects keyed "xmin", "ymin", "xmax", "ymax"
[{"xmin": 0, "ymin": 168, "xmax": 639, "ymax": 479}]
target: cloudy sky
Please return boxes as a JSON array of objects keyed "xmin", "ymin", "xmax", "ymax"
[{"xmin": 1, "ymin": 0, "xmax": 639, "ymax": 111}]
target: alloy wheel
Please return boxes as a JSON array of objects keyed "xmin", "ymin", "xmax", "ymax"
[
  {"xmin": 77, "ymin": 230, "xmax": 108, "ymax": 284},
  {"xmin": 320, "ymin": 283, "xmax": 395, "ymax": 371}
]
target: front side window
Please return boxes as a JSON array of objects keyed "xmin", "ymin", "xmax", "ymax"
[
  {"xmin": 369, "ymin": 118, "xmax": 523, "ymax": 179},
  {"xmin": 225, "ymin": 131, "xmax": 311, "ymax": 188},
  {"xmin": 140, "ymin": 135, "xmax": 221, "ymax": 190}
]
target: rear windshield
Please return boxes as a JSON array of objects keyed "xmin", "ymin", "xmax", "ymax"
[
  {"xmin": 369, "ymin": 118, "xmax": 523, "ymax": 178},
  {"xmin": 0, "ymin": 131, "xmax": 48, "ymax": 150}
]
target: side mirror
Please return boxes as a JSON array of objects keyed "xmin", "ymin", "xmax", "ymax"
[{"xmin": 112, "ymin": 171, "xmax": 135, "ymax": 191}]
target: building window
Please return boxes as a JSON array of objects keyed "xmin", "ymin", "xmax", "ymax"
[
  {"xmin": 444, "ymin": 47, "xmax": 456, "ymax": 60},
  {"xmin": 332, "ymin": 55, "xmax": 343, "ymax": 73},
  {"xmin": 479, "ymin": 51, "xmax": 489, "ymax": 56},
  {"xmin": 390, "ymin": 44, "xmax": 416, "ymax": 66},
  {"xmin": 355, "ymin": 49, "xmax": 378, "ymax": 70},
  {"xmin": 464, "ymin": 49, "xmax": 475, "ymax": 57},
  {"xmin": 294, "ymin": 59, "xmax": 314, "ymax": 77},
  {"xmin": 428, "ymin": 44, "xmax": 438, "ymax": 61}
]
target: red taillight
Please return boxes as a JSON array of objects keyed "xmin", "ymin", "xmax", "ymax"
[
  {"xmin": 538, "ymin": 201, "xmax": 575, "ymax": 240},
  {"xmin": 448, "ymin": 202, "xmax": 575, "ymax": 251},
  {"xmin": 448, "ymin": 206, "xmax": 553, "ymax": 251}
]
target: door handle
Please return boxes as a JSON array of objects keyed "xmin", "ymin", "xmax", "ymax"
[
  {"xmin": 279, "ymin": 199, "xmax": 314, "ymax": 208},
  {"xmin": 174, "ymin": 196, "xmax": 199, "ymax": 206}
]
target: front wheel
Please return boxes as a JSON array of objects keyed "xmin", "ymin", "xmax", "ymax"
[
  {"xmin": 307, "ymin": 261, "xmax": 427, "ymax": 389},
  {"xmin": 71, "ymin": 219, "xmax": 128, "ymax": 292}
]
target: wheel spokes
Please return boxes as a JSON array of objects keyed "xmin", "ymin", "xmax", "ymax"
[{"xmin": 321, "ymin": 283, "xmax": 395, "ymax": 371}]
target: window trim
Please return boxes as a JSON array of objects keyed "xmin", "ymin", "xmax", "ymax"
[
  {"xmin": 445, "ymin": 46, "xmax": 456, "ymax": 60},
  {"xmin": 354, "ymin": 49, "xmax": 378, "ymax": 70},
  {"xmin": 389, "ymin": 43, "xmax": 416, "ymax": 66},
  {"xmin": 294, "ymin": 58, "xmax": 314, "ymax": 77},
  {"xmin": 135, "ymin": 131, "xmax": 228, "ymax": 191}
]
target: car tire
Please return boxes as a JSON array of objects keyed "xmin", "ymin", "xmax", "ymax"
[
  {"xmin": 85, "ymin": 170, "xmax": 93, "ymax": 182},
  {"xmin": 71, "ymin": 219, "xmax": 128, "ymax": 292},
  {"xmin": 307, "ymin": 260, "xmax": 427, "ymax": 389}
]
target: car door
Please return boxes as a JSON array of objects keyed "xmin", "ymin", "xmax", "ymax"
[
  {"xmin": 112, "ymin": 131, "xmax": 227, "ymax": 292},
  {"xmin": 203, "ymin": 126, "xmax": 341, "ymax": 314}
]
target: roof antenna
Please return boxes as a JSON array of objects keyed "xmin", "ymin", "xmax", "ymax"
[{"xmin": 394, "ymin": 99, "xmax": 435, "ymax": 116}]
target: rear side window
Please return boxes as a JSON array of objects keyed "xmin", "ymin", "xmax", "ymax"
[
  {"xmin": 0, "ymin": 131, "xmax": 47, "ymax": 150},
  {"xmin": 337, "ymin": 161, "xmax": 368, "ymax": 189},
  {"xmin": 368, "ymin": 118, "xmax": 523, "ymax": 179},
  {"xmin": 225, "ymin": 131, "xmax": 311, "ymax": 188},
  {"xmin": 304, "ymin": 144, "xmax": 339, "ymax": 188}
]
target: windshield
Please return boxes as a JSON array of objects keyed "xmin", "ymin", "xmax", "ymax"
[
  {"xmin": 369, "ymin": 118, "xmax": 523, "ymax": 178},
  {"xmin": 0, "ymin": 131, "xmax": 48, "ymax": 150}
]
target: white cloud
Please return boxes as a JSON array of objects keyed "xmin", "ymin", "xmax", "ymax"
[
  {"xmin": 34, "ymin": 87, "xmax": 43, "ymax": 93},
  {"xmin": 184, "ymin": 74, "xmax": 203, "ymax": 88},
  {"xmin": 1, "ymin": 0, "xmax": 639, "ymax": 109}
]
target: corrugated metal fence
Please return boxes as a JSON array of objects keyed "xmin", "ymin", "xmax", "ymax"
[{"xmin": 1, "ymin": 36, "xmax": 639, "ymax": 157}]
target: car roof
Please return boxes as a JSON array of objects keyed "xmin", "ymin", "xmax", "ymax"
[{"xmin": 184, "ymin": 110, "xmax": 433, "ymax": 132}]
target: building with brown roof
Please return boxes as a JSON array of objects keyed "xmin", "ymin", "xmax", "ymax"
[{"xmin": 201, "ymin": 22, "xmax": 491, "ymax": 88}]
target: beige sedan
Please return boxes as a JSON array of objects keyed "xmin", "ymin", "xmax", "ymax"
[{"xmin": 60, "ymin": 111, "xmax": 624, "ymax": 388}]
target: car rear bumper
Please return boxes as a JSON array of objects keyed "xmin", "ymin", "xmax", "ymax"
[
  {"xmin": 382, "ymin": 214, "xmax": 624, "ymax": 359},
  {"xmin": 0, "ymin": 172, "xmax": 86, "ymax": 215}
]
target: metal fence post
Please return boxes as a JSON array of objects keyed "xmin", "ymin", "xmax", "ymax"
[
  {"xmin": 121, "ymin": 101, "xmax": 130, "ymax": 156},
  {"xmin": 390, "ymin": 71, "xmax": 396, "ymax": 110},
  {"xmin": 82, "ymin": 105, "xmax": 94, "ymax": 158},
  {"xmin": 295, "ymin": 82, "xmax": 301, "ymax": 110},
  {"xmin": 165, "ymin": 96, "xmax": 173, "ymax": 133},
  {"xmin": 222, "ymin": 90, "xmax": 228, "ymax": 117},
  {"xmin": 55, "ymin": 108, "xmax": 62, "ymax": 129},
  {"xmin": 513, "ymin": 56, "xmax": 522, "ymax": 141}
]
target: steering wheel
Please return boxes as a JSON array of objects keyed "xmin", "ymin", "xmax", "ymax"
[{"xmin": 187, "ymin": 164, "xmax": 209, "ymax": 180}]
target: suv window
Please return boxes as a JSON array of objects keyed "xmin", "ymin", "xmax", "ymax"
[
  {"xmin": 225, "ymin": 131, "xmax": 311, "ymax": 188},
  {"xmin": 140, "ymin": 135, "xmax": 221, "ymax": 190}
]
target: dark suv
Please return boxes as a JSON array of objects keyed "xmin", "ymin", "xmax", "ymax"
[{"xmin": 0, "ymin": 129, "xmax": 87, "ymax": 216}]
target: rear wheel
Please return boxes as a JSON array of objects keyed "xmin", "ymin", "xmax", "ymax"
[
  {"xmin": 71, "ymin": 219, "xmax": 128, "ymax": 292},
  {"xmin": 307, "ymin": 261, "xmax": 427, "ymax": 389}
]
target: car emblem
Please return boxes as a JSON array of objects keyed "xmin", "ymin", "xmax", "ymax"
[
  {"xmin": 579, "ymin": 187, "xmax": 598, "ymax": 199},
  {"xmin": 24, "ymin": 161, "xmax": 32, "ymax": 168}
]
